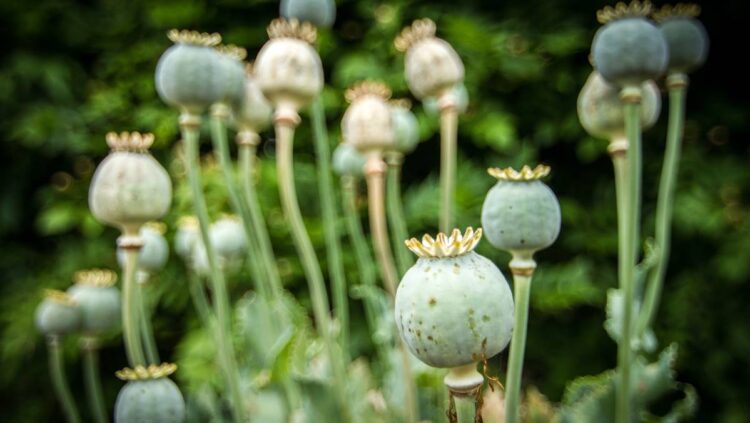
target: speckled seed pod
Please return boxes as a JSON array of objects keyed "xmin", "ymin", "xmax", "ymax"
[
  {"xmin": 174, "ymin": 216, "xmax": 200, "ymax": 260},
  {"xmin": 89, "ymin": 133, "xmax": 172, "ymax": 236},
  {"xmin": 591, "ymin": 2, "xmax": 668, "ymax": 86},
  {"xmin": 395, "ymin": 228, "xmax": 514, "ymax": 368},
  {"xmin": 117, "ymin": 223, "xmax": 170, "ymax": 274},
  {"xmin": 395, "ymin": 19, "xmax": 464, "ymax": 100},
  {"xmin": 332, "ymin": 143, "xmax": 366, "ymax": 177},
  {"xmin": 280, "ymin": 0, "xmax": 336, "ymax": 28},
  {"xmin": 35, "ymin": 290, "xmax": 81, "ymax": 336},
  {"xmin": 390, "ymin": 99, "xmax": 420, "ymax": 154},
  {"xmin": 210, "ymin": 216, "xmax": 247, "ymax": 261},
  {"xmin": 114, "ymin": 363, "xmax": 185, "ymax": 423},
  {"xmin": 236, "ymin": 71, "xmax": 273, "ymax": 134},
  {"xmin": 654, "ymin": 4, "xmax": 709, "ymax": 74},
  {"xmin": 423, "ymin": 83, "xmax": 469, "ymax": 118},
  {"xmin": 577, "ymin": 71, "xmax": 661, "ymax": 140},
  {"xmin": 212, "ymin": 45, "xmax": 247, "ymax": 109},
  {"xmin": 66, "ymin": 270, "xmax": 121, "ymax": 335},
  {"xmin": 342, "ymin": 81, "xmax": 395, "ymax": 154},
  {"xmin": 155, "ymin": 30, "xmax": 223, "ymax": 114},
  {"xmin": 253, "ymin": 19, "xmax": 323, "ymax": 113},
  {"xmin": 481, "ymin": 165, "xmax": 561, "ymax": 253}
]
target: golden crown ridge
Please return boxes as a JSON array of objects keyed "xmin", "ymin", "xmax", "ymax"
[
  {"xmin": 143, "ymin": 221, "xmax": 167, "ymax": 235},
  {"xmin": 597, "ymin": 1, "xmax": 653, "ymax": 24},
  {"xmin": 652, "ymin": 3, "xmax": 701, "ymax": 22},
  {"xmin": 74, "ymin": 269, "xmax": 118, "ymax": 287},
  {"xmin": 389, "ymin": 98, "xmax": 412, "ymax": 110},
  {"xmin": 167, "ymin": 29, "xmax": 222, "ymax": 47},
  {"xmin": 488, "ymin": 164, "xmax": 551, "ymax": 181},
  {"xmin": 43, "ymin": 289, "xmax": 77, "ymax": 307},
  {"xmin": 267, "ymin": 18, "xmax": 317, "ymax": 44},
  {"xmin": 115, "ymin": 363, "xmax": 178, "ymax": 381},
  {"xmin": 394, "ymin": 18, "xmax": 437, "ymax": 52},
  {"xmin": 345, "ymin": 81, "xmax": 392, "ymax": 103},
  {"xmin": 216, "ymin": 44, "xmax": 248, "ymax": 61},
  {"xmin": 177, "ymin": 216, "xmax": 199, "ymax": 229},
  {"xmin": 405, "ymin": 227, "xmax": 482, "ymax": 258},
  {"xmin": 106, "ymin": 132, "xmax": 154, "ymax": 152}
]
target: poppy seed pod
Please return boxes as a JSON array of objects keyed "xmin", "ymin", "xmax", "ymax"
[
  {"xmin": 174, "ymin": 216, "xmax": 200, "ymax": 260},
  {"xmin": 114, "ymin": 363, "xmax": 186, "ymax": 423},
  {"xmin": 591, "ymin": 2, "xmax": 668, "ymax": 87},
  {"xmin": 390, "ymin": 99, "xmax": 420, "ymax": 155},
  {"xmin": 155, "ymin": 30, "xmax": 223, "ymax": 114},
  {"xmin": 212, "ymin": 44, "xmax": 247, "ymax": 109},
  {"xmin": 236, "ymin": 70, "xmax": 273, "ymax": 134},
  {"xmin": 395, "ymin": 228, "xmax": 514, "ymax": 368},
  {"xmin": 210, "ymin": 216, "xmax": 248, "ymax": 261},
  {"xmin": 481, "ymin": 165, "xmax": 561, "ymax": 254},
  {"xmin": 117, "ymin": 223, "xmax": 170, "ymax": 274},
  {"xmin": 342, "ymin": 81, "xmax": 395, "ymax": 154},
  {"xmin": 35, "ymin": 290, "xmax": 81, "ymax": 336},
  {"xmin": 332, "ymin": 143, "xmax": 366, "ymax": 177},
  {"xmin": 89, "ymin": 132, "xmax": 172, "ymax": 236},
  {"xmin": 654, "ymin": 4, "xmax": 709, "ymax": 74},
  {"xmin": 66, "ymin": 269, "xmax": 121, "ymax": 335},
  {"xmin": 578, "ymin": 71, "xmax": 661, "ymax": 141},
  {"xmin": 395, "ymin": 18, "xmax": 464, "ymax": 100},
  {"xmin": 254, "ymin": 19, "xmax": 323, "ymax": 116},
  {"xmin": 280, "ymin": 0, "xmax": 336, "ymax": 28},
  {"xmin": 424, "ymin": 83, "xmax": 469, "ymax": 118}
]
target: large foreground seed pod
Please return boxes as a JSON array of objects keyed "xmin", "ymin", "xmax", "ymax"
[
  {"xmin": 395, "ymin": 18, "xmax": 464, "ymax": 100},
  {"xmin": 210, "ymin": 216, "xmax": 247, "ymax": 262},
  {"xmin": 66, "ymin": 270, "xmax": 121, "ymax": 335},
  {"xmin": 332, "ymin": 143, "xmax": 366, "ymax": 177},
  {"xmin": 342, "ymin": 81, "xmax": 395, "ymax": 154},
  {"xmin": 280, "ymin": 0, "xmax": 336, "ymax": 28},
  {"xmin": 155, "ymin": 30, "xmax": 223, "ymax": 114},
  {"xmin": 117, "ymin": 223, "xmax": 170, "ymax": 274},
  {"xmin": 578, "ymin": 71, "xmax": 661, "ymax": 140},
  {"xmin": 592, "ymin": 2, "xmax": 668, "ymax": 86},
  {"xmin": 395, "ymin": 228, "xmax": 514, "ymax": 368},
  {"xmin": 481, "ymin": 165, "xmax": 561, "ymax": 253},
  {"xmin": 654, "ymin": 4, "xmax": 709, "ymax": 74},
  {"xmin": 89, "ymin": 132, "xmax": 172, "ymax": 236},
  {"xmin": 212, "ymin": 45, "xmax": 247, "ymax": 109},
  {"xmin": 35, "ymin": 290, "xmax": 81, "ymax": 336},
  {"xmin": 236, "ymin": 70, "xmax": 273, "ymax": 134},
  {"xmin": 390, "ymin": 99, "xmax": 420, "ymax": 155},
  {"xmin": 254, "ymin": 19, "xmax": 323, "ymax": 115},
  {"xmin": 114, "ymin": 363, "xmax": 185, "ymax": 423}
]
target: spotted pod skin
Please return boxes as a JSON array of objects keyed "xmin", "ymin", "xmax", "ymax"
[
  {"xmin": 254, "ymin": 38, "xmax": 323, "ymax": 112},
  {"xmin": 332, "ymin": 143, "xmax": 366, "ymax": 177},
  {"xmin": 210, "ymin": 218, "xmax": 247, "ymax": 261},
  {"xmin": 395, "ymin": 252, "xmax": 514, "ymax": 368},
  {"xmin": 660, "ymin": 17, "xmax": 709, "ymax": 74},
  {"xmin": 280, "ymin": 0, "xmax": 336, "ymax": 28},
  {"xmin": 592, "ymin": 18, "xmax": 668, "ymax": 86},
  {"xmin": 577, "ymin": 71, "xmax": 661, "ymax": 140},
  {"xmin": 406, "ymin": 38, "xmax": 464, "ymax": 99},
  {"xmin": 114, "ymin": 378, "xmax": 186, "ymax": 423},
  {"xmin": 481, "ymin": 180, "xmax": 561, "ymax": 253},
  {"xmin": 391, "ymin": 105, "xmax": 420, "ymax": 154},
  {"xmin": 117, "ymin": 226, "xmax": 169, "ymax": 273},
  {"xmin": 236, "ymin": 76, "xmax": 272, "ymax": 133},
  {"xmin": 155, "ymin": 43, "xmax": 223, "ymax": 114},
  {"xmin": 67, "ymin": 285, "xmax": 121, "ymax": 334},
  {"xmin": 35, "ymin": 298, "xmax": 81, "ymax": 336}
]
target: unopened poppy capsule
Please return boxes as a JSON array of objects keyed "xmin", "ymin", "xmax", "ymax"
[
  {"xmin": 654, "ymin": 4, "xmax": 709, "ymax": 74},
  {"xmin": 66, "ymin": 269, "xmax": 121, "ymax": 335},
  {"xmin": 35, "ymin": 290, "xmax": 81, "ymax": 336},
  {"xmin": 114, "ymin": 363, "xmax": 185, "ymax": 423}
]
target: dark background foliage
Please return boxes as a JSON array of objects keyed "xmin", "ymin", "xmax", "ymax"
[{"xmin": 1, "ymin": 0, "xmax": 748, "ymax": 421}]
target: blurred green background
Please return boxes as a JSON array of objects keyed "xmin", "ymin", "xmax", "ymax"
[{"xmin": 1, "ymin": 0, "xmax": 748, "ymax": 421}]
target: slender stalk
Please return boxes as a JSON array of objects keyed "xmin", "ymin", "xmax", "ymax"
[
  {"xmin": 180, "ymin": 113, "xmax": 246, "ymax": 423},
  {"xmin": 638, "ymin": 74, "xmax": 688, "ymax": 335},
  {"xmin": 454, "ymin": 396, "xmax": 475, "ymax": 423},
  {"xmin": 136, "ymin": 283, "xmax": 160, "ymax": 365},
  {"xmin": 445, "ymin": 364, "xmax": 484, "ymax": 423},
  {"xmin": 341, "ymin": 175, "xmax": 378, "ymax": 291},
  {"xmin": 187, "ymin": 272, "xmax": 212, "ymax": 328},
  {"xmin": 47, "ymin": 336, "xmax": 81, "ymax": 423},
  {"xmin": 80, "ymin": 337, "xmax": 107, "ymax": 423},
  {"xmin": 120, "ymin": 246, "xmax": 145, "ymax": 367},
  {"xmin": 439, "ymin": 104, "xmax": 459, "ymax": 233},
  {"xmin": 364, "ymin": 154, "xmax": 399, "ymax": 297},
  {"xmin": 385, "ymin": 152, "xmax": 414, "ymax": 275}
]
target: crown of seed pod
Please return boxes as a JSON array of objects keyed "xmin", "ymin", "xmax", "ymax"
[
  {"xmin": 423, "ymin": 83, "xmax": 469, "ymax": 118},
  {"xmin": 481, "ymin": 165, "xmax": 561, "ymax": 254},
  {"xmin": 155, "ymin": 29, "xmax": 224, "ymax": 114},
  {"xmin": 654, "ymin": 4, "xmax": 709, "ymax": 74},
  {"xmin": 236, "ymin": 67, "xmax": 273, "ymax": 134},
  {"xmin": 389, "ymin": 99, "xmax": 420, "ymax": 155},
  {"xmin": 212, "ymin": 44, "xmax": 248, "ymax": 109},
  {"xmin": 332, "ymin": 142, "xmax": 366, "ymax": 177},
  {"xmin": 342, "ymin": 81, "xmax": 395, "ymax": 154},
  {"xmin": 253, "ymin": 18, "xmax": 323, "ymax": 115},
  {"xmin": 89, "ymin": 132, "xmax": 172, "ymax": 236},
  {"xmin": 117, "ymin": 223, "xmax": 170, "ymax": 274},
  {"xmin": 578, "ymin": 71, "xmax": 661, "ymax": 141},
  {"xmin": 114, "ymin": 363, "xmax": 186, "ymax": 423},
  {"xmin": 591, "ymin": 1, "xmax": 668, "ymax": 86},
  {"xmin": 395, "ymin": 18, "xmax": 465, "ymax": 100},
  {"xmin": 395, "ymin": 228, "xmax": 514, "ymax": 368},
  {"xmin": 174, "ymin": 216, "xmax": 200, "ymax": 260},
  {"xmin": 280, "ymin": 0, "xmax": 336, "ymax": 28},
  {"xmin": 66, "ymin": 269, "xmax": 121, "ymax": 335},
  {"xmin": 35, "ymin": 290, "xmax": 81, "ymax": 336}
]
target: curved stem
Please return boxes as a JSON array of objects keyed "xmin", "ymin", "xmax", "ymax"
[
  {"xmin": 136, "ymin": 282, "xmax": 160, "ymax": 365},
  {"xmin": 181, "ymin": 113, "xmax": 246, "ymax": 423},
  {"xmin": 121, "ymin": 248, "xmax": 145, "ymax": 367},
  {"xmin": 81, "ymin": 337, "xmax": 107, "ymax": 423},
  {"xmin": 364, "ymin": 155, "xmax": 399, "ymax": 297},
  {"xmin": 187, "ymin": 272, "xmax": 213, "ymax": 329},
  {"xmin": 439, "ymin": 105, "xmax": 458, "ymax": 233},
  {"xmin": 385, "ymin": 154, "xmax": 414, "ymax": 276},
  {"xmin": 47, "ymin": 336, "xmax": 81, "ymax": 423}
]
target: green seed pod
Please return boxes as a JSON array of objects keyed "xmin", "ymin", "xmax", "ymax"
[
  {"xmin": 577, "ymin": 71, "xmax": 661, "ymax": 140},
  {"xmin": 114, "ymin": 363, "xmax": 185, "ymax": 423},
  {"xmin": 390, "ymin": 99, "xmax": 420, "ymax": 154},
  {"xmin": 423, "ymin": 83, "xmax": 469, "ymax": 118},
  {"xmin": 155, "ymin": 30, "xmax": 223, "ymax": 114},
  {"xmin": 591, "ymin": 3, "xmax": 667, "ymax": 86},
  {"xmin": 236, "ymin": 72, "xmax": 273, "ymax": 134},
  {"xmin": 66, "ymin": 269, "xmax": 121, "ymax": 335},
  {"xmin": 117, "ymin": 223, "xmax": 170, "ymax": 274},
  {"xmin": 654, "ymin": 4, "xmax": 709, "ymax": 74},
  {"xmin": 395, "ymin": 19, "xmax": 464, "ymax": 100},
  {"xmin": 332, "ymin": 143, "xmax": 366, "ymax": 177},
  {"xmin": 212, "ymin": 45, "xmax": 247, "ymax": 109},
  {"xmin": 280, "ymin": 0, "xmax": 336, "ymax": 28},
  {"xmin": 395, "ymin": 228, "xmax": 514, "ymax": 368},
  {"xmin": 342, "ymin": 81, "xmax": 395, "ymax": 154},
  {"xmin": 89, "ymin": 132, "xmax": 172, "ymax": 236},
  {"xmin": 210, "ymin": 216, "xmax": 247, "ymax": 261},
  {"xmin": 35, "ymin": 290, "xmax": 81, "ymax": 336},
  {"xmin": 174, "ymin": 216, "xmax": 200, "ymax": 260},
  {"xmin": 481, "ymin": 165, "xmax": 561, "ymax": 253}
]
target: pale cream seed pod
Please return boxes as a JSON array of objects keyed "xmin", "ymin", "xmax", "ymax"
[{"xmin": 341, "ymin": 81, "xmax": 395, "ymax": 155}]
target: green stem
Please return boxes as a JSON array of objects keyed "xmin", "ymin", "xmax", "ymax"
[
  {"xmin": 310, "ymin": 97, "xmax": 349, "ymax": 357},
  {"xmin": 187, "ymin": 272, "xmax": 213, "ymax": 329},
  {"xmin": 47, "ymin": 336, "xmax": 81, "ymax": 423},
  {"xmin": 136, "ymin": 282, "xmax": 160, "ymax": 365},
  {"xmin": 364, "ymin": 155, "xmax": 399, "ymax": 297},
  {"xmin": 81, "ymin": 337, "xmax": 107, "ymax": 423},
  {"xmin": 638, "ymin": 75, "xmax": 687, "ymax": 335},
  {"xmin": 454, "ymin": 396, "xmax": 475, "ymax": 423},
  {"xmin": 121, "ymin": 248, "xmax": 145, "ymax": 367},
  {"xmin": 385, "ymin": 153, "xmax": 414, "ymax": 275},
  {"xmin": 181, "ymin": 113, "xmax": 246, "ymax": 423},
  {"xmin": 439, "ymin": 105, "xmax": 458, "ymax": 233}
]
